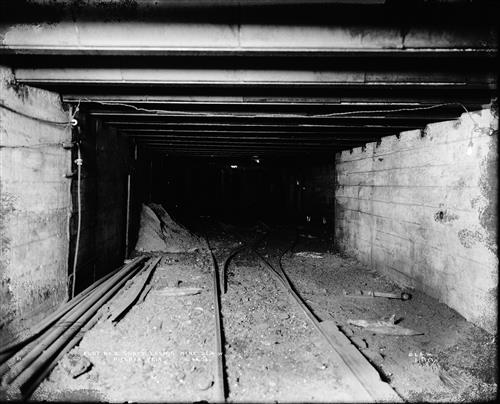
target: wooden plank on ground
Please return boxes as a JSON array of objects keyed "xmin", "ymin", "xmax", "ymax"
[
  {"xmin": 109, "ymin": 257, "xmax": 161, "ymax": 323},
  {"xmin": 320, "ymin": 319, "xmax": 402, "ymax": 402}
]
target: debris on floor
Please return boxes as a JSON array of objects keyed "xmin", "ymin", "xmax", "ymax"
[
  {"xmin": 134, "ymin": 203, "xmax": 203, "ymax": 253},
  {"xmin": 295, "ymin": 251, "xmax": 323, "ymax": 259},
  {"xmin": 33, "ymin": 253, "xmax": 217, "ymax": 403},
  {"xmin": 348, "ymin": 315, "xmax": 424, "ymax": 336},
  {"xmin": 153, "ymin": 286, "xmax": 202, "ymax": 297},
  {"xmin": 343, "ymin": 289, "xmax": 412, "ymax": 301},
  {"xmin": 60, "ymin": 352, "xmax": 92, "ymax": 379}
]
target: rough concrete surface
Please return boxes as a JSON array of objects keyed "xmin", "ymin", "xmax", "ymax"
[
  {"xmin": 335, "ymin": 109, "xmax": 498, "ymax": 334},
  {"xmin": 0, "ymin": 66, "xmax": 71, "ymax": 341}
]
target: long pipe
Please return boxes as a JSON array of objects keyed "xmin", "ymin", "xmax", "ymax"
[
  {"xmin": 0, "ymin": 338, "xmax": 41, "ymax": 380},
  {"xmin": 4, "ymin": 257, "xmax": 148, "ymax": 394},
  {"xmin": 23, "ymin": 311, "xmax": 104, "ymax": 400},
  {"xmin": 0, "ymin": 265, "xmax": 122, "ymax": 356},
  {"xmin": 2, "ymin": 256, "xmax": 147, "ymax": 386},
  {"xmin": 0, "ymin": 273, "xmax": 120, "ymax": 378}
]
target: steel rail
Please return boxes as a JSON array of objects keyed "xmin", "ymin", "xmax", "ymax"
[
  {"xmin": 203, "ymin": 225, "xmax": 264, "ymax": 400},
  {"xmin": 249, "ymin": 226, "xmax": 402, "ymax": 402},
  {"xmin": 204, "ymin": 235, "xmax": 227, "ymax": 403},
  {"xmin": 220, "ymin": 243, "xmax": 246, "ymax": 294}
]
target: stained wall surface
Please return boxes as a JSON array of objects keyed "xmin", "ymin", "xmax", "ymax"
[
  {"xmin": 335, "ymin": 109, "xmax": 498, "ymax": 334},
  {"xmin": 0, "ymin": 66, "xmax": 71, "ymax": 339}
]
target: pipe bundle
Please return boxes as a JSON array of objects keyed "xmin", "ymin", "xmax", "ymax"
[{"xmin": 0, "ymin": 255, "xmax": 150, "ymax": 400}]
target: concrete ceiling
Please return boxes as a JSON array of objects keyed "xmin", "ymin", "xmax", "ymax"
[{"xmin": 0, "ymin": 0, "xmax": 497, "ymax": 157}]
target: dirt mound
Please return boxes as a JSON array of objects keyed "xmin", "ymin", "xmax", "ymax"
[{"xmin": 134, "ymin": 203, "xmax": 202, "ymax": 253}]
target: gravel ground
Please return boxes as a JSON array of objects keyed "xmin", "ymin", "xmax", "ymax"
[
  {"xmin": 278, "ymin": 226, "xmax": 497, "ymax": 403},
  {"xmin": 31, "ymin": 224, "xmax": 497, "ymax": 402},
  {"xmin": 220, "ymin": 262, "xmax": 367, "ymax": 402},
  {"xmin": 33, "ymin": 251, "xmax": 219, "ymax": 402}
]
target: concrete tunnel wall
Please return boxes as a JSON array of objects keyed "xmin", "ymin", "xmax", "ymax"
[
  {"xmin": 335, "ymin": 109, "xmax": 498, "ymax": 334},
  {"xmin": 0, "ymin": 67, "xmax": 71, "ymax": 339},
  {"xmin": 0, "ymin": 67, "xmax": 134, "ymax": 337}
]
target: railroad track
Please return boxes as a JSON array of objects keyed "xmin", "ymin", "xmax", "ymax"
[
  {"xmin": 1, "ymin": 223, "xmax": 401, "ymax": 402},
  {"xmin": 205, "ymin": 223, "xmax": 402, "ymax": 403}
]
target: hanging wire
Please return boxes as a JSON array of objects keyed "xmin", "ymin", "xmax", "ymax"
[
  {"xmin": 0, "ymin": 100, "xmax": 80, "ymax": 149},
  {"xmin": 70, "ymin": 143, "xmax": 83, "ymax": 299},
  {"xmin": 0, "ymin": 142, "xmax": 66, "ymax": 149},
  {"xmin": 78, "ymin": 98, "xmax": 479, "ymax": 122},
  {"xmin": 1, "ymin": 97, "xmax": 480, "ymax": 124},
  {"xmin": 0, "ymin": 102, "xmax": 73, "ymax": 126}
]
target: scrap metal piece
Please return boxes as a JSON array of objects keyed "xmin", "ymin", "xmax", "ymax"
[
  {"xmin": 343, "ymin": 289, "xmax": 411, "ymax": 301},
  {"xmin": 153, "ymin": 287, "xmax": 202, "ymax": 297},
  {"xmin": 347, "ymin": 316, "xmax": 423, "ymax": 336}
]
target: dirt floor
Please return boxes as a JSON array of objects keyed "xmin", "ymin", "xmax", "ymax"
[{"xmin": 32, "ymin": 223, "xmax": 497, "ymax": 402}]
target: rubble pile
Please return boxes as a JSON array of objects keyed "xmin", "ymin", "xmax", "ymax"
[{"xmin": 134, "ymin": 203, "xmax": 202, "ymax": 253}]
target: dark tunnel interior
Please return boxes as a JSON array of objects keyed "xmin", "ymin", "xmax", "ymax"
[{"xmin": 144, "ymin": 155, "xmax": 334, "ymax": 227}]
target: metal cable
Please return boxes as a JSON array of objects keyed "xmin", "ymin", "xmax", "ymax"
[
  {"xmin": 79, "ymin": 98, "xmax": 478, "ymax": 121},
  {"xmin": 70, "ymin": 144, "xmax": 83, "ymax": 299},
  {"xmin": 0, "ymin": 102, "xmax": 75, "ymax": 126}
]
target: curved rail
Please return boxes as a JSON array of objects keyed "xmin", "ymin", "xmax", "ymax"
[
  {"xmin": 200, "ymin": 222, "xmax": 402, "ymax": 402},
  {"xmin": 249, "ymin": 225, "xmax": 402, "ymax": 403},
  {"xmin": 203, "ymin": 235, "xmax": 227, "ymax": 403},
  {"xmin": 202, "ymin": 224, "xmax": 269, "ymax": 402}
]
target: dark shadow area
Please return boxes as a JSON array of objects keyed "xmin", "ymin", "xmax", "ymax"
[{"xmin": 138, "ymin": 154, "xmax": 335, "ymax": 230}]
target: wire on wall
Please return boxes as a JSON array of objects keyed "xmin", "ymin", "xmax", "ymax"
[
  {"xmin": 0, "ymin": 102, "xmax": 74, "ymax": 126},
  {"xmin": 68, "ymin": 102, "xmax": 82, "ymax": 300},
  {"xmin": 0, "ymin": 99, "xmax": 83, "ymax": 297},
  {"xmin": 0, "ymin": 142, "xmax": 66, "ymax": 149},
  {"xmin": 70, "ymin": 143, "xmax": 83, "ymax": 299},
  {"xmin": 0, "ymin": 100, "xmax": 81, "ymax": 149}
]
